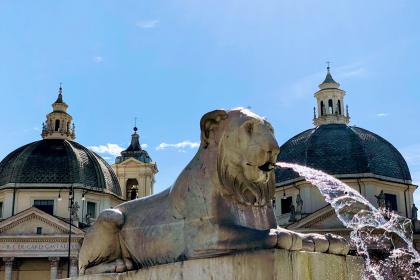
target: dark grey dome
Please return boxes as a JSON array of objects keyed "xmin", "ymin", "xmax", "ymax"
[
  {"xmin": 0, "ymin": 139, "xmax": 121, "ymax": 196},
  {"xmin": 276, "ymin": 124, "xmax": 412, "ymax": 185}
]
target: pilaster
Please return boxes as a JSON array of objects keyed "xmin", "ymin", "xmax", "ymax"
[
  {"xmin": 2, "ymin": 257, "xmax": 14, "ymax": 280},
  {"xmin": 49, "ymin": 257, "xmax": 60, "ymax": 280},
  {"xmin": 70, "ymin": 256, "xmax": 78, "ymax": 277}
]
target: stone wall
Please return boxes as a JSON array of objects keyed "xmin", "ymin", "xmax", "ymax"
[{"xmin": 64, "ymin": 249, "xmax": 363, "ymax": 280}]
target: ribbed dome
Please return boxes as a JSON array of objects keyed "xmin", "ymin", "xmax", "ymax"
[
  {"xmin": 276, "ymin": 124, "xmax": 412, "ymax": 185},
  {"xmin": 0, "ymin": 139, "xmax": 121, "ymax": 196}
]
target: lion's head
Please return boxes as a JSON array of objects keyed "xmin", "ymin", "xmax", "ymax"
[{"xmin": 200, "ymin": 108, "xmax": 280, "ymax": 207}]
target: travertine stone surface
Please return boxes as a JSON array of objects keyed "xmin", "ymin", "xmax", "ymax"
[{"xmin": 65, "ymin": 249, "xmax": 363, "ymax": 280}]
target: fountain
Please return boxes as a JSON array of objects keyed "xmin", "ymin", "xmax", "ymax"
[
  {"xmin": 68, "ymin": 108, "xmax": 404, "ymax": 280},
  {"xmin": 277, "ymin": 162, "xmax": 420, "ymax": 280}
]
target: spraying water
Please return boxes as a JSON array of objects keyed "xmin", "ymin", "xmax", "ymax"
[{"xmin": 276, "ymin": 162, "xmax": 420, "ymax": 280}]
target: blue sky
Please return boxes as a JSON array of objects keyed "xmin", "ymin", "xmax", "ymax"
[{"xmin": 1, "ymin": 1, "xmax": 420, "ymax": 204}]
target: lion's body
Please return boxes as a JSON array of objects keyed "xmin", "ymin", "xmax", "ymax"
[
  {"xmin": 79, "ymin": 109, "xmax": 349, "ymax": 275},
  {"xmin": 118, "ymin": 189, "xmax": 184, "ymax": 267}
]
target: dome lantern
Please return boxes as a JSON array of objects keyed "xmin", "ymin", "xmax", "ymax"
[
  {"xmin": 41, "ymin": 85, "xmax": 76, "ymax": 140},
  {"xmin": 313, "ymin": 65, "xmax": 350, "ymax": 126}
]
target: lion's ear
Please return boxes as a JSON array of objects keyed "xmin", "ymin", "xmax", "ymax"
[{"xmin": 200, "ymin": 109, "xmax": 228, "ymax": 148}]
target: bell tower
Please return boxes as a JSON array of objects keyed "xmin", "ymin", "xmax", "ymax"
[
  {"xmin": 41, "ymin": 85, "xmax": 76, "ymax": 140},
  {"xmin": 313, "ymin": 65, "xmax": 350, "ymax": 126},
  {"xmin": 112, "ymin": 124, "xmax": 158, "ymax": 200}
]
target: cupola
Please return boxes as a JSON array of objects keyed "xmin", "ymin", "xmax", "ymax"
[
  {"xmin": 313, "ymin": 66, "xmax": 350, "ymax": 126},
  {"xmin": 41, "ymin": 85, "xmax": 76, "ymax": 140}
]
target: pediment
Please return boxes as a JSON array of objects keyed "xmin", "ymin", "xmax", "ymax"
[
  {"xmin": 0, "ymin": 207, "xmax": 84, "ymax": 236},
  {"xmin": 305, "ymin": 212, "xmax": 344, "ymax": 229},
  {"xmin": 118, "ymin": 158, "xmax": 144, "ymax": 167},
  {"xmin": 287, "ymin": 205, "xmax": 344, "ymax": 230}
]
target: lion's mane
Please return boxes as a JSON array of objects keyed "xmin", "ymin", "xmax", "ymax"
[{"xmin": 216, "ymin": 132, "xmax": 275, "ymax": 207}]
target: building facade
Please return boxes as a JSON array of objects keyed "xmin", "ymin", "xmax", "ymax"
[
  {"xmin": 274, "ymin": 67, "xmax": 419, "ymax": 249},
  {"xmin": 0, "ymin": 87, "xmax": 157, "ymax": 280}
]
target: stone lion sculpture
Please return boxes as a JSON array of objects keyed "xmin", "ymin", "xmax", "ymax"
[{"xmin": 79, "ymin": 108, "xmax": 349, "ymax": 275}]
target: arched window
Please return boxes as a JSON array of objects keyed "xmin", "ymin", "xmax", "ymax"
[
  {"xmin": 328, "ymin": 99, "xmax": 333, "ymax": 114},
  {"xmin": 126, "ymin": 178, "xmax": 139, "ymax": 200},
  {"xmin": 320, "ymin": 101, "xmax": 325, "ymax": 116},
  {"xmin": 337, "ymin": 100, "xmax": 342, "ymax": 115},
  {"xmin": 55, "ymin": 119, "xmax": 60, "ymax": 131}
]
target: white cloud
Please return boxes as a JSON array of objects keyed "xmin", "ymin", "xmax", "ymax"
[
  {"xmin": 136, "ymin": 20, "xmax": 159, "ymax": 29},
  {"xmin": 89, "ymin": 144, "xmax": 124, "ymax": 157},
  {"xmin": 376, "ymin": 113, "xmax": 389, "ymax": 117},
  {"xmin": 89, "ymin": 143, "xmax": 149, "ymax": 157},
  {"xmin": 94, "ymin": 56, "xmax": 103, "ymax": 63},
  {"xmin": 156, "ymin": 141, "xmax": 199, "ymax": 151}
]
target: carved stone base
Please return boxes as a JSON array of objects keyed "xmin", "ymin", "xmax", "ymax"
[{"xmin": 63, "ymin": 249, "xmax": 363, "ymax": 280}]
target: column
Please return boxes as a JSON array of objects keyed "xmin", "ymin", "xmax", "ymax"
[
  {"xmin": 2, "ymin": 257, "xmax": 14, "ymax": 280},
  {"xmin": 70, "ymin": 257, "xmax": 78, "ymax": 277},
  {"xmin": 49, "ymin": 257, "xmax": 60, "ymax": 280}
]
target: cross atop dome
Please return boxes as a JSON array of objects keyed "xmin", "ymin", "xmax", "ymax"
[
  {"xmin": 55, "ymin": 83, "xmax": 64, "ymax": 103},
  {"xmin": 133, "ymin": 117, "xmax": 138, "ymax": 132},
  {"xmin": 313, "ymin": 66, "xmax": 350, "ymax": 126},
  {"xmin": 41, "ymin": 84, "xmax": 76, "ymax": 140}
]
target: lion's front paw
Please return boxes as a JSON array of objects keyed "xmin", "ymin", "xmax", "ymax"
[
  {"xmin": 271, "ymin": 229, "xmax": 349, "ymax": 255},
  {"xmin": 272, "ymin": 228, "xmax": 303, "ymax": 251},
  {"xmin": 301, "ymin": 233, "xmax": 349, "ymax": 255}
]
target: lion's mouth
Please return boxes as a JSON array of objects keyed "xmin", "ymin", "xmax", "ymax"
[{"xmin": 258, "ymin": 161, "xmax": 275, "ymax": 172}]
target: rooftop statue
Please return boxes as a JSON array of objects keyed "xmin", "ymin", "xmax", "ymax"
[{"xmin": 79, "ymin": 108, "xmax": 349, "ymax": 275}]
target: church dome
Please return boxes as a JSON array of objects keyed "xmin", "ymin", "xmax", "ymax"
[
  {"xmin": 277, "ymin": 67, "xmax": 412, "ymax": 186},
  {"xmin": 0, "ymin": 139, "xmax": 122, "ymax": 196},
  {"xmin": 276, "ymin": 123, "xmax": 412, "ymax": 185}
]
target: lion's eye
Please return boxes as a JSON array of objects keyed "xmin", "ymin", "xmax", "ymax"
[{"xmin": 245, "ymin": 123, "xmax": 253, "ymax": 135}]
